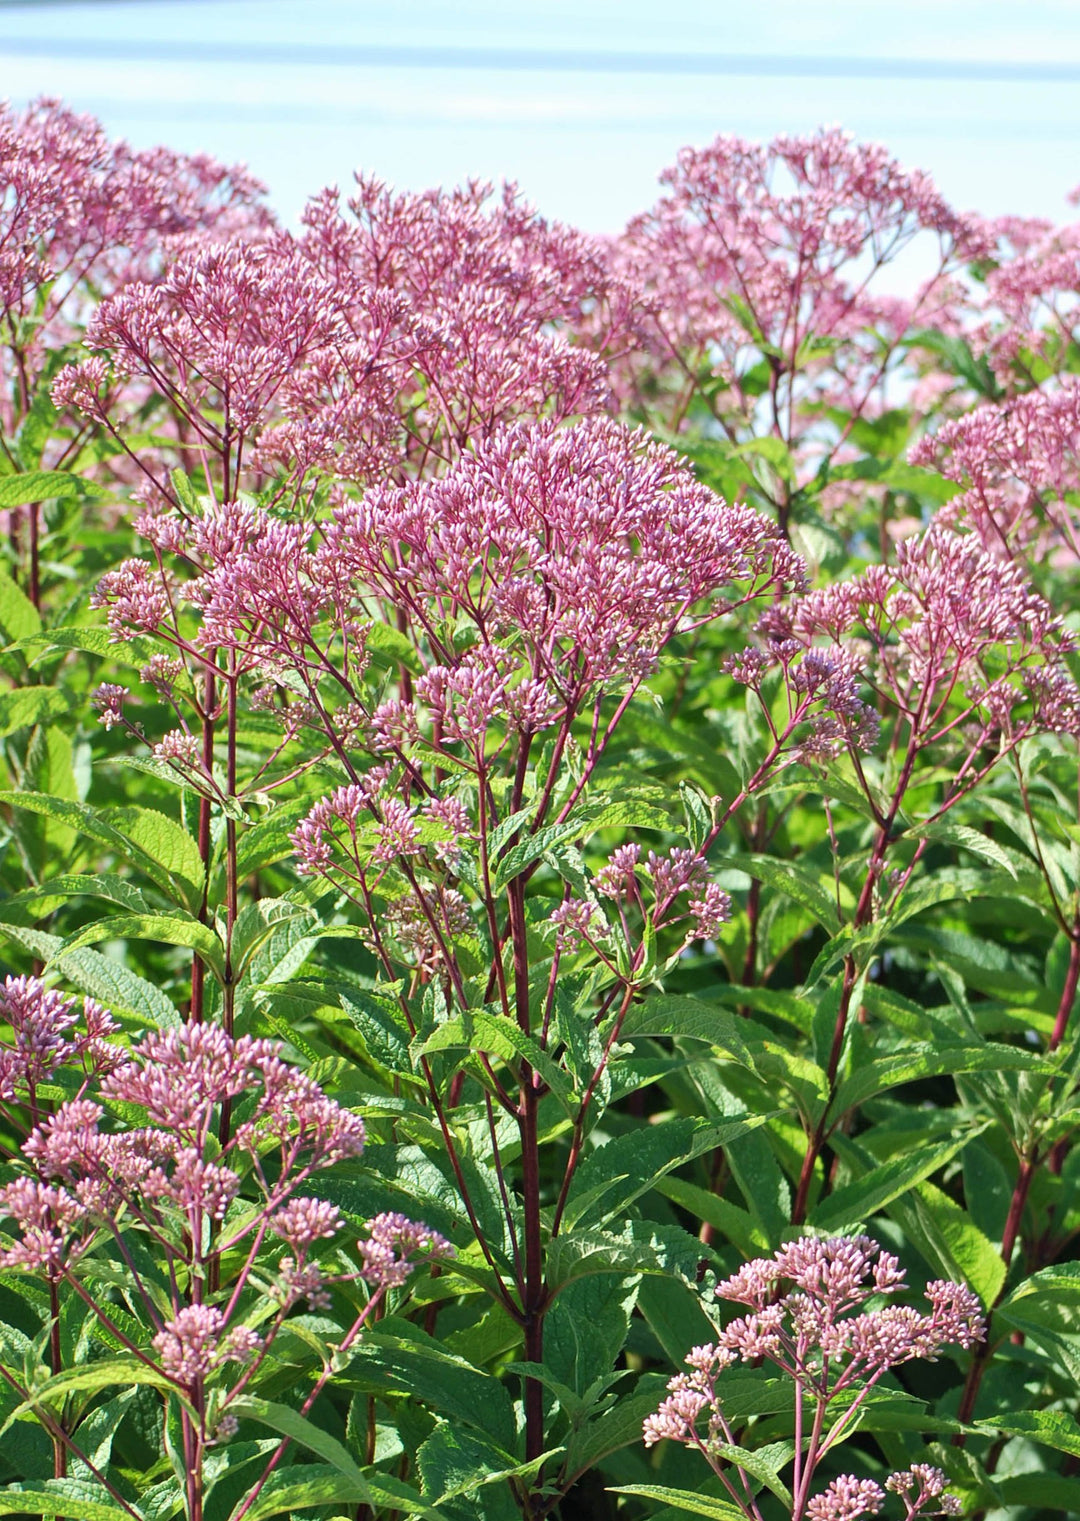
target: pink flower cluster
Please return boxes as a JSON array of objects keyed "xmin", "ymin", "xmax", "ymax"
[
  {"xmin": 299, "ymin": 175, "xmax": 636, "ymax": 460},
  {"xmin": 912, "ymin": 380, "xmax": 1080, "ymax": 564},
  {"xmin": 0, "ymin": 976, "xmax": 118, "ymax": 1100},
  {"xmin": 607, "ymin": 127, "xmax": 987, "ymax": 486},
  {"xmin": 644, "ymin": 1236, "xmax": 979, "ymax": 1520},
  {"xmin": 0, "ymin": 96, "xmax": 268, "ymax": 436},
  {"xmin": 775, "ymin": 526, "xmax": 1080, "ymax": 746},
  {"xmin": 0, "ymin": 1018, "xmax": 364, "ymax": 1277}
]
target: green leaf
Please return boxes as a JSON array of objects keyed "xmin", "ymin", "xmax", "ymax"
[
  {"xmin": 416, "ymin": 1421, "xmax": 540, "ymax": 1516},
  {"xmin": 492, "ymin": 819, "xmax": 588, "ymax": 890},
  {"xmin": 0, "ymin": 923, "xmax": 179, "ymax": 1026},
  {"xmin": 887, "ymin": 1179, "xmax": 1007, "ymax": 1307},
  {"xmin": 724, "ymin": 852, "xmax": 841, "ymax": 930},
  {"xmin": 339, "ymin": 988, "xmax": 414, "ymax": 1073},
  {"xmin": 234, "ymin": 797, "xmax": 312, "ymax": 878},
  {"xmin": 829, "ymin": 1043, "xmax": 1047, "ymax": 1119},
  {"xmin": 997, "ymin": 1475, "xmax": 1080, "ymax": 1514},
  {"xmin": 0, "ymin": 793, "xmax": 204, "ymax": 909},
  {"xmin": 911, "ymin": 820, "xmax": 1019, "ymax": 878},
  {"xmin": 100, "ymin": 806, "xmax": 206, "ymax": 908},
  {"xmin": 0, "ymin": 1359, "xmax": 177, "ymax": 1433},
  {"xmin": 999, "ymin": 1259, "xmax": 1080, "ymax": 1313},
  {"xmin": 636, "ymin": 1274, "xmax": 723, "ymax": 1369},
  {"xmin": 0, "ymin": 1480, "xmax": 140, "ymax": 1519},
  {"xmin": 0, "ymin": 470, "xmax": 94, "ymax": 508},
  {"xmin": 364, "ymin": 619, "xmax": 423, "ymax": 673},
  {"xmin": 608, "ymin": 1485, "xmax": 745, "ymax": 1520},
  {"xmin": 0, "ymin": 571, "xmax": 40, "ymax": 642},
  {"xmin": 621, "ymin": 995, "xmax": 758, "ymax": 1070},
  {"xmin": 653, "ymin": 1175, "xmax": 768, "ymax": 1258},
  {"xmin": 416, "ymin": 1007, "xmax": 573, "ymax": 1105},
  {"xmin": 564, "ymin": 1114, "xmax": 767, "ymax": 1232},
  {"xmin": 58, "ymin": 914, "xmax": 226, "ymax": 980},
  {"xmin": 17, "ymin": 626, "xmax": 155, "ymax": 667},
  {"xmin": 710, "ymin": 1441, "xmax": 791, "ymax": 1506},
  {"xmin": 545, "ymin": 1273, "xmax": 640, "ymax": 1396},
  {"xmin": 340, "ymin": 1320, "xmax": 517, "ymax": 1450},
  {"xmin": 230, "ymin": 898, "xmax": 315, "ymax": 979},
  {"xmin": 975, "ymin": 1408, "xmax": 1080, "ymax": 1458},
  {"xmin": 0, "ymin": 687, "xmax": 70, "ymax": 735},
  {"xmin": 811, "ymin": 1134, "xmax": 979, "ymax": 1233},
  {"xmin": 719, "ymin": 1117, "xmax": 792, "ymax": 1248},
  {"xmin": 546, "ymin": 1221, "xmax": 706, "ymax": 1290},
  {"xmin": 1, "ymin": 872, "xmax": 152, "ymax": 917},
  {"xmin": 562, "ymin": 1377, "xmax": 669, "ymax": 1479},
  {"xmin": 235, "ymin": 1465, "xmax": 439, "ymax": 1521},
  {"xmin": 226, "ymin": 1395, "xmax": 370, "ymax": 1491}
]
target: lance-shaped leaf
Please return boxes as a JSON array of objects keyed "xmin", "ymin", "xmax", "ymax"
[
  {"xmin": 829, "ymin": 1042, "xmax": 1050, "ymax": 1119},
  {"xmin": 0, "ymin": 922, "xmax": 179, "ymax": 1026},
  {"xmin": 562, "ymin": 1114, "xmax": 768, "ymax": 1232},
  {"xmin": 609, "ymin": 1486, "xmax": 746, "ymax": 1520},
  {"xmin": 0, "ymin": 792, "xmax": 204, "ymax": 910},
  {"xmin": 57, "ymin": 914, "xmax": 227, "ymax": 982},
  {"xmin": 811, "ymin": 1131, "xmax": 983, "ymax": 1234},
  {"xmin": 414, "ymin": 1008, "xmax": 574, "ymax": 1106}
]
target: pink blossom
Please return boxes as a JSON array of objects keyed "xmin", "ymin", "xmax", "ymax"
[
  {"xmin": 0, "ymin": 976, "xmax": 78, "ymax": 1096},
  {"xmin": 806, "ymin": 1476, "xmax": 885, "ymax": 1520},
  {"xmin": 606, "ymin": 127, "xmax": 986, "ymax": 492},
  {"xmin": 357, "ymin": 1211, "xmax": 453, "ymax": 1288},
  {"xmin": 886, "ymin": 1465, "xmax": 962, "ymax": 1517},
  {"xmin": 270, "ymin": 1196, "xmax": 343, "ymax": 1253}
]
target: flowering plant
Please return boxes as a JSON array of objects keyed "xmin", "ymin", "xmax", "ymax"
[{"xmin": 0, "ymin": 97, "xmax": 1077, "ymax": 1521}]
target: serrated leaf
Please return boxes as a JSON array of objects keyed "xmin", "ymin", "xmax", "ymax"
[
  {"xmin": 339, "ymin": 987, "xmax": 414, "ymax": 1073},
  {"xmin": 416, "ymin": 1420, "xmax": 542, "ymax": 1513},
  {"xmin": 608, "ymin": 1486, "xmax": 745, "ymax": 1520},
  {"xmin": 0, "ymin": 922, "xmax": 179, "ymax": 1026},
  {"xmin": 57, "ymin": 914, "xmax": 226, "ymax": 980},
  {"xmin": 621, "ymin": 995, "xmax": 758, "ymax": 1070},
  {"xmin": 912, "ymin": 820, "xmax": 1019, "ymax": 878},
  {"xmin": 0, "ymin": 687, "xmax": 70, "ymax": 735},
  {"xmin": 975, "ymin": 1408, "xmax": 1080, "ymax": 1458},
  {"xmin": 339, "ymin": 1320, "xmax": 517, "ymax": 1450},
  {"xmin": 653, "ymin": 1176, "xmax": 768, "ymax": 1257},
  {"xmin": 0, "ymin": 1358, "xmax": 177, "ymax": 1434},
  {"xmin": 234, "ymin": 797, "xmax": 312, "ymax": 878},
  {"xmin": 415, "ymin": 1007, "xmax": 573, "ymax": 1105},
  {"xmin": 492, "ymin": 819, "xmax": 589, "ymax": 890},
  {"xmin": 564, "ymin": 1114, "xmax": 766, "ymax": 1232},
  {"xmin": 811, "ymin": 1133, "xmax": 978, "ymax": 1233},
  {"xmin": 230, "ymin": 898, "xmax": 315, "ymax": 978},
  {"xmin": 226, "ymin": 1394, "xmax": 370, "ymax": 1490},
  {"xmin": 546, "ymin": 1221, "xmax": 707, "ymax": 1289},
  {"xmin": 0, "ymin": 1481, "xmax": 140, "ymax": 1519},
  {"xmin": 235, "ymin": 1465, "xmax": 439, "ymax": 1521},
  {"xmin": 724, "ymin": 852, "xmax": 840, "ymax": 930},
  {"xmin": 0, "ymin": 470, "xmax": 93, "ymax": 508},
  {"xmin": 0, "ymin": 792, "xmax": 204, "ymax": 909},
  {"xmin": 829, "ymin": 1043, "xmax": 1048, "ymax": 1119}
]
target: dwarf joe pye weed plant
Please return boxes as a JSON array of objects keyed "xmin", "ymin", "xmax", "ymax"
[{"xmin": 0, "ymin": 97, "xmax": 1079, "ymax": 1521}]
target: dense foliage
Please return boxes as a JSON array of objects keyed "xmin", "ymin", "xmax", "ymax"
[{"xmin": 0, "ymin": 97, "xmax": 1079, "ymax": 1521}]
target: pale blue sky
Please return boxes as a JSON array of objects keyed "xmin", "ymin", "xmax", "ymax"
[{"xmin": 2, "ymin": 1, "xmax": 1080, "ymax": 233}]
